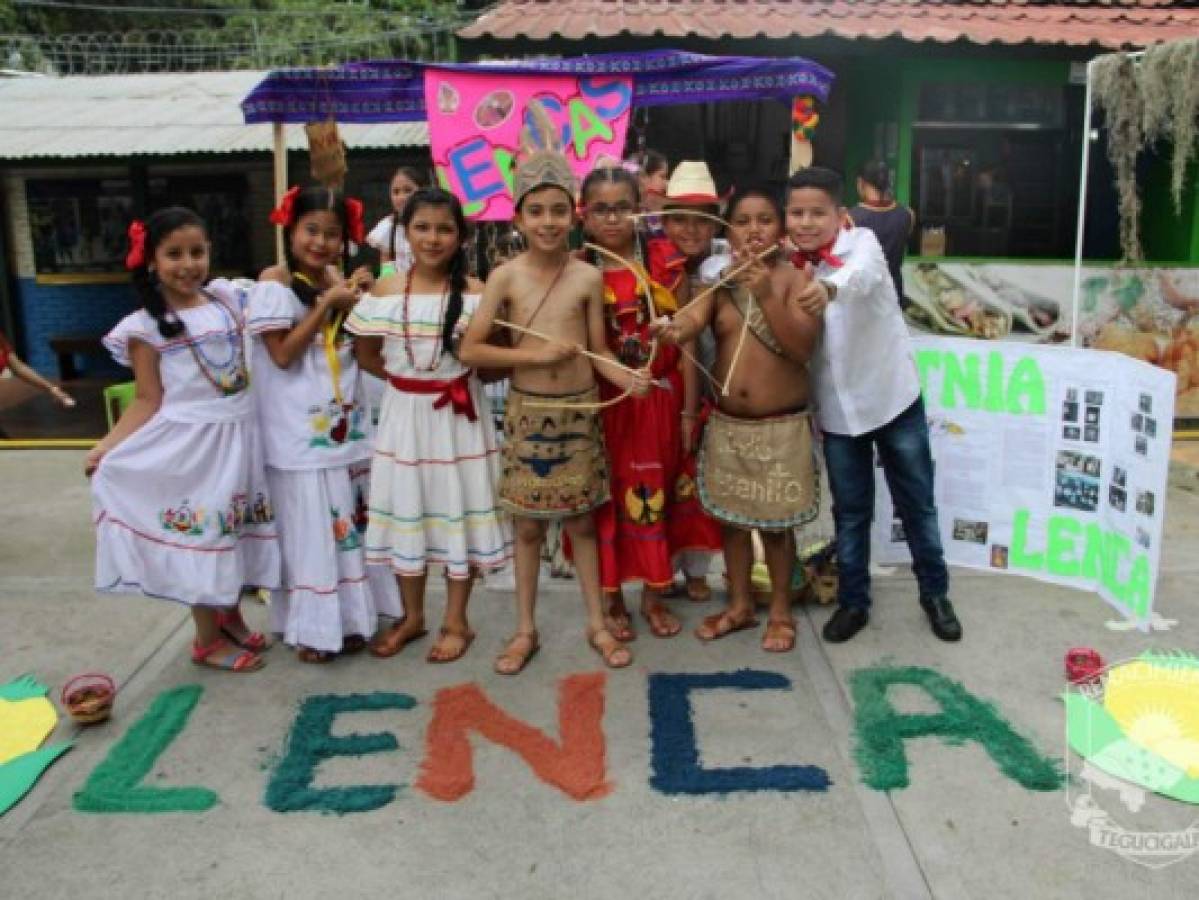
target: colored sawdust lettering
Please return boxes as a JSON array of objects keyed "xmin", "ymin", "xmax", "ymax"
[
  {"xmin": 648, "ymin": 669, "xmax": 832, "ymax": 795},
  {"xmin": 265, "ymin": 692, "xmax": 416, "ymax": 815},
  {"xmin": 74, "ymin": 684, "xmax": 216, "ymax": 814},
  {"xmin": 417, "ymin": 672, "xmax": 610, "ymax": 802},
  {"xmin": 849, "ymin": 666, "xmax": 1064, "ymax": 792}
]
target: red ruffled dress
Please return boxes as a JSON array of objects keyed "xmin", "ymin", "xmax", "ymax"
[{"xmin": 591, "ymin": 240, "xmax": 723, "ymax": 593}]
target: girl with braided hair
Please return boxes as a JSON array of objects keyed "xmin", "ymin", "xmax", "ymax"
[{"xmin": 348, "ymin": 187, "xmax": 512, "ymax": 663}]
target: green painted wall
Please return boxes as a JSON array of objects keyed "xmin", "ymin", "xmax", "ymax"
[
  {"xmin": 840, "ymin": 61, "xmax": 904, "ymax": 206},
  {"xmin": 1141, "ymin": 154, "xmax": 1198, "ymax": 262},
  {"xmin": 836, "ymin": 55, "xmax": 1198, "ymax": 263},
  {"xmin": 891, "ymin": 58, "xmax": 1071, "ymax": 205}
]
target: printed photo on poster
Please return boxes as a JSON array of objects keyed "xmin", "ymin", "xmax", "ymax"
[
  {"xmin": 1085, "ymin": 406, "xmax": 1100, "ymax": 425},
  {"xmin": 1109, "ymin": 486, "xmax": 1127, "ymax": 512},
  {"xmin": 1063, "ymin": 401, "xmax": 1079, "ymax": 422},
  {"xmin": 1054, "ymin": 449, "xmax": 1101, "ymax": 512},
  {"xmin": 1112, "ymin": 465, "xmax": 1126, "ymax": 488},
  {"xmin": 990, "ymin": 545, "xmax": 1009, "ymax": 569},
  {"xmin": 952, "ymin": 518, "xmax": 989, "ymax": 544},
  {"xmin": 1063, "ymin": 425, "xmax": 1081, "ymax": 441},
  {"xmin": 1135, "ymin": 491, "xmax": 1155, "ymax": 517},
  {"xmin": 1084, "ymin": 425, "xmax": 1100, "ymax": 443}
]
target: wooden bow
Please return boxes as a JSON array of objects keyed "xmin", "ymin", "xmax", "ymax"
[
  {"xmin": 522, "ymin": 241, "xmax": 659, "ymax": 411},
  {"xmin": 666, "ymin": 241, "xmax": 781, "ymax": 398}
]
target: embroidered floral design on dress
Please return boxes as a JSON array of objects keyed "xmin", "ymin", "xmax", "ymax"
[
  {"xmin": 160, "ymin": 500, "xmax": 205, "ymax": 536},
  {"xmin": 352, "ymin": 486, "xmax": 369, "ymax": 535},
  {"xmin": 217, "ymin": 493, "xmax": 248, "ymax": 536},
  {"xmin": 251, "ymin": 492, "xmax": 274, "ymax": 524},
  {"xmin": 308, "ymin": 400, "xmax": 367, "ymax": 448},
  {"xmin": 330, "ymin": 506, "xmax": 361, "ymax": 551}
]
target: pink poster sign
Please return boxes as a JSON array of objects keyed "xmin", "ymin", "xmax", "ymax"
[{"xmin": 423, "ymin": 69, "xmax": 633, "ymax": 221}]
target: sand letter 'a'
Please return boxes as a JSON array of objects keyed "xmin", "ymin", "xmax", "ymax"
[{"xmin": 849, "ymin": 666, "xmax": 1064, "ymax": 792}]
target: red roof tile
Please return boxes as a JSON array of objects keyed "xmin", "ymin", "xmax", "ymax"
[{"xmin": 458, "ymin": 1, "xmax": 1199, "ymax": 49}]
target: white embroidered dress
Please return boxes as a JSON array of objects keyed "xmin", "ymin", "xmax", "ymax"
[
  {"xmin": 92, "ymin": 279, "xmax": 280, "ymax": 606},
  {"xmin": 346, "ymin": 292, "xmax": 512, "ymax": 578},
  {"xmin": 247, "ymin": 281, "xmax": 399, "ymax": 653}
]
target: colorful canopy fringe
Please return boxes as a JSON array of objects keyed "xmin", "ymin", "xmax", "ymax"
[{"xmin": 240, "ymin": 50, "xmax": 834, "ymax": 124}]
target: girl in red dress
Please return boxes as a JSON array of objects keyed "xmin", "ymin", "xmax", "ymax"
[{"xmin": 577, "ymin": 166, "xmax": 722, "ymax": 639}]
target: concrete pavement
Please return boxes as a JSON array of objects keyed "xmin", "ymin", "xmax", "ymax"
[{"xmin": 2, "ymin": 448, "xmax": 1198, "ymax": 899}]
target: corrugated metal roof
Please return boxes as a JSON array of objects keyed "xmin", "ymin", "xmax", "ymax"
[
  {"xmin": 459, "ymin": 0, "xmax": 1199, "ymax": 49},
  {"xmin": 0, "ymin": 70, "xmax": 427, "ymax": 161}
]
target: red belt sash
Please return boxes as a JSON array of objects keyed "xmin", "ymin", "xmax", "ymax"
[{"xmin": 388, "ymin": 372, "xmax": 477, "ymax": 422}]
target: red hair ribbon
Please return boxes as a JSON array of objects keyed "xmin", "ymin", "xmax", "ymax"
[
  {"xmin": 269, "ymin": 186, "xmax": 301, "ymax": 228},
  {"xmin": 124, "ymin": 220, "xmax": 147, "ymax": 271},
  {"xmin": 344, "ymin": 197, "xmax": 366, "ymax": 245}
]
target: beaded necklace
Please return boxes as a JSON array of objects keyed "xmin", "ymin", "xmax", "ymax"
[
  {"xmin": 402, "ymin": 266, "xmax": 450, "ymax": 372},
  {"xmin": 181, "ymin": 290, "xmax": 248, "ymax": 396}
]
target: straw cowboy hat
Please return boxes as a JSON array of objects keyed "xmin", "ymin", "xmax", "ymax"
[{"xmin": 663, "ymin": 161, "xmax": 723, "ymax": 207}]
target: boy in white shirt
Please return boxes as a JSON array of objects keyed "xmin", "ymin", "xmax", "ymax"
[{"xmin": 787, "ymin": 166, "xmax": 961, "ymax": 644}]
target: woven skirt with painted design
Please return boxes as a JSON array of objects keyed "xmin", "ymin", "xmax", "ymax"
[
  {"xmin": 697, "ymin": 408, "xmax": 819, "ymax": 531},
  {"xmin": 498, "ymin": 386, "xmax": 610, "ymax": 519}
]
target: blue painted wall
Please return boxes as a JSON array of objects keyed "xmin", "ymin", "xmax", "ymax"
[{"xmin": 15, "ymin": 278, "xmax": 134, "ymax": 377}]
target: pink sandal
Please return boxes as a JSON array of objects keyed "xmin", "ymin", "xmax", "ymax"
[
  {"xmin": 191, "ymin": 638, "xmax": 264, "ymax": 673},
  {"xmin": 215, "ymin": 608, "xmax": 270, "ymax": 652}
]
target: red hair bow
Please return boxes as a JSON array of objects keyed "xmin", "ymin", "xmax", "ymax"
[
  {"xmin": 269, "ymin": 186, "xmax": 301, "ymax": 228},
  {"xmin": 344, "ymin": 197, "xmax": 366, "ymax": 245},
  {"xmin": 124, "ymin": 220, "xmax": 147, "ymax": 271}
]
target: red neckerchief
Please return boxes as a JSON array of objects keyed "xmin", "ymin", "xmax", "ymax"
[{"xmin": 790, "ymin": 239, "xmax": 843, "ymax": 270}]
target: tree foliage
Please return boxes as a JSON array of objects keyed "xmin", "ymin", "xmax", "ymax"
[{"xmin": 0, "ymin": 0, "xmax": 470, "ymax": 72}]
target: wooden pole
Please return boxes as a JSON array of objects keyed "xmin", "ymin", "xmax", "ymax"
[{"xmin": 272, "ymin": 122, "xmax": 287, "ymax": 265}]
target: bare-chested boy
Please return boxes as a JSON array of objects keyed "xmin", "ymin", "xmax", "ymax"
[
  {"xmin": 652, "ymin": 185, "xmax": 822, "ymax": 653},
  {"xmin": 459, "ymin": 150, "xmax": 650, "ymax": 674}
]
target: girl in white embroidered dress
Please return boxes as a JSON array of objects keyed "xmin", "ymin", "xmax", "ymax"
[
  {"xmin": 250, "ymin": 186, "xmax": 397, "ymax": 663},
  {"xmin": 89, "ymin": 207, "xmax": 280, "ymax": 673},
  {"xmin": 349, "ymin": 187, "xmax": 512, "ymax": 663}
]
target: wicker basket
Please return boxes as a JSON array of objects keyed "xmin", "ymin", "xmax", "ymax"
[{"xmin": 61, "ymin": 673, "xmax": 116, "ymax": 725}]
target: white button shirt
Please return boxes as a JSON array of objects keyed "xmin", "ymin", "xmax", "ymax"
[{"xmin": 809, "ymin": 227, "xmax": 921, "ymax": 437}]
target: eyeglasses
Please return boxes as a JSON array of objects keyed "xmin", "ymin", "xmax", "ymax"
[{"xmin": 585, "ymin": 203, "xmax": 636, "ymax": 221}]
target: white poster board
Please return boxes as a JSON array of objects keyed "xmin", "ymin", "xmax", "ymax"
[{"xmin": 871, "ymin": 336, "xmax": 1176, "ymax": 629}]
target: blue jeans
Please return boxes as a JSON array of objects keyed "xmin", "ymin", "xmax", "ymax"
[{"xmin": 822, "ymin": 397, "xmax": 949, "ymax": 610}]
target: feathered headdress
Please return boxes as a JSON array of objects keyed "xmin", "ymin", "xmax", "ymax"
[{"xmin": 512, "ymin": 101, "xmax": 577, "ymax": 211}]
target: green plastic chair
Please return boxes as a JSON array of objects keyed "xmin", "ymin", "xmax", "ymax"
[{"xmin": 102, "ymin": 381, "xmax": 136, "ymax": 430}]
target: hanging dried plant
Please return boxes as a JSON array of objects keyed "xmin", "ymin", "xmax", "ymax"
[
  {"xmin": 1092, "ymin": 53, "xmax": 1143, "ymax": 261},
  {"xmin": 1161, "ymin": 39, "xmax": 1199, "ymax": 214},
  {"xmin": 1092, "ymin": 38, "xmax": 1199, "ymax": 259}
]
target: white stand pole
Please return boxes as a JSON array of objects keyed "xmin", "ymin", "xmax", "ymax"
[
  {"xmin": 272, "ymin": 122, "xmax": 287, "ymax": 266},
  {"xmin": 1070, "ymin": 59, "xmax": 1094, "ymax": 349}
]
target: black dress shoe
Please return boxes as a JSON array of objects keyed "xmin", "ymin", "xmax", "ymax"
[
  {"xmin": 823, "ymin": 607, "xmax": 869, "ymax": 643},
  {"xmin": 920, "ymin": 595, "xmax": 962, "ymax": 641}
]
